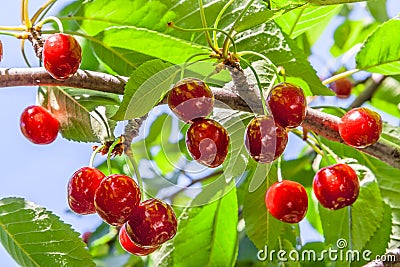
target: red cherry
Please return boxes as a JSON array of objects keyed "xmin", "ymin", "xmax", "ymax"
[
  {"xmin": 126, "ymin": 198, "xmax": 177, "ymax": 247},
  {"xmin": 42, "ymin": 33, "xmax": 82, "ymax": 80},
  {"xmin": 267, "ymin": 82, "xmax": 307, "ymax": 128},
  {"xmin": 81, "ymin": 231, "xmax": 92, "ymax": 244},
  {"xmin": 329, "ymin": 77, "xmax": 352, "ymax": 99},
  {"xmin": 167, "ymin": 78, "xmax": 214, "ymax": 123},
  {"xmin": 186, "ymin": 118, "xmax": 230, "ymax": 168},
  {"xmin": 119, "ymin": 223, "xmax": 159, "ymax": 256},
  {"xmin": 338, "ymin": 107, "xmax": 382, "ymax": 148},
  {"xmin": 20, "ymin": 105, "xmax": 59, "ymax": 144},
  {"xmin": 313, "ymin": 163, "xmax": 360, "ymax": 210},
  {"xmin": 67, "ymin": 167, "xmax": 106, "ymax": 215},
  {"xmin": 244, "ymin": 115, "xmax": 288, "ymax": 163},
  {"xmin": 265, "ymin": 180, "xmax": 308, "ymax": 223},
  {"xmin": 94, "ymin": 174, "xmax": 141, "ymax": 226}
]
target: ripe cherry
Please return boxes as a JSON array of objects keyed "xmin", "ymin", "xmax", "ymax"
[
  {"xmin": 244, "ymin": 115, "xmax": 288, "ymax": 163},
  {"xmin": 313, "ymin": 163, "xmax": 360, "ymax": 210},
  {"xmin": 81, "ymin": 231, "xmax": 92, "ymax": 244},
  {"xmin": 329, "ymin": 77, "xmax": 352, "ymax": 99},
  {"xmin": 42, "ymin": 33, "xmax": 82, "ymax": 80},
  {"xmin": 119, "ymin": 223, "xmax": 159, "ymax": 256},
  {"xmin": 338, "ymin": 107, "xmax": 382, "ymax": 148},
  {"xmin": 94, "ymin": 174, "xmax": 141, "ymax": 226},
  {"xmin": 267, "ymin": 82, "xmax": 307, "ymax": 128},
  {"xmin": 67, "ymin": 167, "xmax": 106, "ymax": 215},
  {"xmin": 186, "ymin": 118, "xmax": 230, "ymax": 168},
  {"xmin": 265, "ymin": 180, "xmax": 308, "ymax": 224},
  {"xmin": 167, "ymin": 78, "xmax": 214, "ymax": 123},
  {"xmin": 126, "ymin": 198, "xmax": 177, "ymax": 247},
  {"xmin": 20, "ymin": 105, "xmax": 59, "ymax": 144}
]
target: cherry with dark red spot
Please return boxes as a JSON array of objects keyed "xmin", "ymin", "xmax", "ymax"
[
  {"xmin": 265, "ymin": 180, "xmax": 308, "ymax": 224},
  {"xmin": 186, "ymin": 118, "xmax": 230, "ymax": 168},
  {"xmin": 313, "ymin": 163, "xmax": 360, "ymax": 210},
  {"xmin": 20, "ymin": 105, "xmax": 60, "ymax": 145},
  {"xmin": 126, "ymin": 198, "xmax": 177, "ymax": 247},
  {"xmin": 119, "ymin": 223, "xmax": 159, "ymax": 256},
  {"xmin": 167, "ymin": 77, "xmax": 214, "ymax": 123},
  {"xmin": 338, "ymin": 107, "xmax": 382, "ymax": 148},
  {"xmin": 94, "ymin": 174, "xmax": 141, "ymax": 226},
  {"xmin": 267, "ymin": 82, "xmax": 307, "ymax": 128},
  {"xmin": 67, "ymin": 166, "xmax": 106, "ymax": 215},
  {"xmin": 42, "ymin": 33, "xmax": 82, "ymax": 80},
  {"xmin": 244, "ymin": 115, "xmax": 288, "ymax": 163},
  {"xmin": 329, "ymin": 77, "xmax": 352, "ymax": 99}
]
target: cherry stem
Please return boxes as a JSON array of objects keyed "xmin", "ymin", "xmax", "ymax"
[
  {"xmin": 291, "ymin": 129, "xmax": 324, "ymax": 156},
  {"xmin": 0, "ymin": 31, "xmax": 23, "ymax": 38},
  {"xmin": 20, "ymin": 39, "xmax": 32, "ymax": 68},
  {"xmin": 238, "ymin": 50, "xmax": 281, "ymax": 82},
  {"xmin": 35, "ymin": 16, "xmax": 64, "ymax": 33},
  {"xmin": 124, "ymin": 152, "xmax": 144, "ymax": 200},
  {"xmin": 30, "ymin": 0, "xmax": 57, "ymax": 24},
  {"xmin": 21, "ymin": 0, "xmax": 32, "ymax": 29},
  {"xmin": 180, "ymin": 52, "xmax": 214, "ymax": 79},
  {"xmin": 277, "ymin": 156, "xmax": 283, "ymax": 182},
  {"xmin": 222, "ymin": 0, "xmax": 254, "ymax": 58},
  {"xmin": 89, "ymin": 145, "xmax": 105, "ymax": 168},
  {"xmin": 322, "ymin": 68, "xmax": 360, "ymax": 85},
  {"xmin": 240, "ymin": 57, "xmax": 268, "ymax": 115},
  {"xmin": 213, "ymin": 0, "xmax": 234, "ymax": 48},
  {"xmin": 198, "ymin": 0, "xmax": 219, "ymax": 54},
  {"xmin": 309, "ymin": 131, "xmax": 340, "ymax": 164},
  {"xmin": 0, "ymin": 26, "xmax": 26, "ymax": 32},
  {"xmin": 106, "ymin": 137, "xmax": 122, "ymax": 175},
  {"xmin": 168, "ymin": 22, "xmax": 238, "ymax": 55}
]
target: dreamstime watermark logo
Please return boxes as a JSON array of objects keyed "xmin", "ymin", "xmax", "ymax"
[{"xmin": 257, "ymin": 239, "xmax": 396, "ymax": 263}]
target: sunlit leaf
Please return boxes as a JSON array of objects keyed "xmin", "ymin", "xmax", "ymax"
[{"xmin": 0, "ymin": 197, "xmax": 95, "ymax": 267}]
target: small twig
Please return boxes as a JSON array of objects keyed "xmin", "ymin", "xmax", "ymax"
[
  {"xmin": 349, "ymin": 75, "xmax": 387, "ymax": 109},
  {"xmin": 169, "ymin": 170, "xmax": 224, "ymax": 200}
]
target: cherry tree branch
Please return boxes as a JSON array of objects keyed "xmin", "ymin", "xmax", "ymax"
[{"xmin": 1, "ymin": 67, "xmax": 399, "ymax": 169}]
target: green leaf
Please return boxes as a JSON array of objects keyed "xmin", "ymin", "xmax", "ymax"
[
  {"xmin": 97, "ymin": 26, "xmax": 210, "ymax": 65},
  {"xmin": 351, "ymin": 174, "xmax": 384, "ymax": 251},
  {"xmin": 330, "ymin": 20, "xmax": 379, "ymax": 57},
  {"xmin": 0, "ymin": 197, "xmax": 95, "ymax": 267},
  {"xmin": 309, "ymin": 0, "xmax": 370, "ymax": 5},
  {"xmin": 356, "ymin": 18, "xmax": 400, "ymax": 75},
  {"xmin": 367, "ymin": 0, "xmax": 389, "ymax": 22},
  {"xmin": 234, "ymin": 9, "xmax": 284, "ymax": 33},
  {"xmin": 243, "ymin": 166, "xmax": 284, "ymax": 251},
  {"xmin": 112, "ymin": 59, "xmax": 178, "ymax": 120},
  {"xmin": 213, "ymin": 109, "xmax": 254, "ymax": 183},
  {"xmin": 236, "ymin": 21, "xmax": 333, "ymax": 96},
  {"xmin": 275, "ymin": 5, "xmax": 340, "ymax": 39},
  {"xmin": 44, "ymin": 87, "xmax": 115, "ymax": 142},
  {"xmin": 356, "ymin": 202, "xmax": 392, "ymax": 265},
  {"xmin": 79, "ymin": 0, "xmax": 176, "ymax": 36},
  {"xmin": 91, "ymin": 41, "xmax": 154, "ymax": 76},
  {"xmin": 172, "ymin": 185, "xmax": 239, "ymax": 267}
]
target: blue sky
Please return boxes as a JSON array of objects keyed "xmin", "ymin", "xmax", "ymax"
[{"xmin": 0, "ymin": 1, "xmax": 399, "ymax": 266}]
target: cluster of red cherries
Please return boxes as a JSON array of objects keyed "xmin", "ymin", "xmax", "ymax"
[
  {"xmin": 19, "ymin": 33, "xmax": 82, "ymax": 145},
  {"xmin": 17, "ymin": 32, "xmax": 179, "ymax": 256},
  {"xmin": 167, "ymin": 77, "xmax": 383, "ymax": 224},
  {"xmin": 265, "ymin": 91, "xmax": 383, "ymax": 224},
  {"xmin": 67, "ymin": 168, "xmax": 178, "ymax": 256}
]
